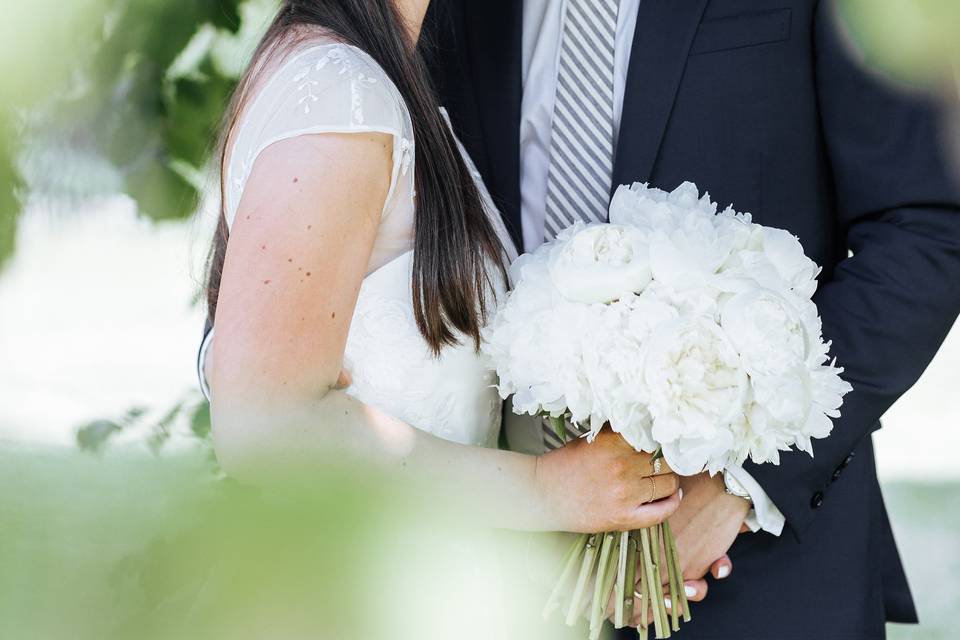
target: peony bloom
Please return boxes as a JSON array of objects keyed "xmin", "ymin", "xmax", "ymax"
[
  {"xmin": 581, "ymin": 295, "xmax": 677, "ymax": 452},
  {"xmin": 642, "ymin": 317, "xmax": 749, "ymax": 475},
  {"xmin": 483, "ymin": 242, "xmax": 601, "ymax": 426},
  {"xmin": 484, "ymin": 180, "xmax": 851, "ymax": 478},
  {"xmin": 547, "ymin": 223, "xmax": 652, "ymax": 304},
  {"xmin": 720, "ymin": 289, "xmax": 809, "ymax": 376}
]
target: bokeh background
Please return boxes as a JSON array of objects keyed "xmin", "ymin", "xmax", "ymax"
[{"xmin": 1, "ymin": 1, "xmax": 958, "ymax": 638}]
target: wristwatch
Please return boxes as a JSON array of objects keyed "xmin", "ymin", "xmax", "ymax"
[{"xmin": 723, "ymin": 469, "xmax": 752, "ymax": 501}]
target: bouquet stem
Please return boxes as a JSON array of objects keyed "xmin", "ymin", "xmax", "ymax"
[
  {"xmin": 547, "ymin": 522, "xmax": 685, "ymax": 639},
  {"xmin": 588, "ymin": 532, "xmax": 618, "ymax": 639},
  {"xmin": 565, "ymin": 533, "xmax": 600, "ymax": 626},
  {"xmin": 664, "ymin": 520, "xmax": 690, "ymax": 623},
  {"xmin": 661, "ymin": 524, "xmax": 680, "ymax": 632},
  {"xmin": 641, "ymin": 527, "xmax": 668, "ymax": 638},
  {"xmin": 637, "ymin": 530, "xmax": 649, "ymax": 638},
  {"xmin": 543, "ymin": 533, "xmax": 589, "ymax": 620},
  {"xmin": 613, "ymin": 531, "xmax": 629, "ymax": 626}
]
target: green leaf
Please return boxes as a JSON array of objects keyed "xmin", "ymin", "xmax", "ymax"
[
  {"xmin": 164, "ymin": 58, "xmax": 237, "ymax": 168},
  {"xmin": 76, "ymin": 420, "xmax": 125, "ymax": 454},
  {"xmin": 125, "ymin": 161, "xmax": 199, "ymax": 221},
  {"xmin": 0, "ymin": 121, "xmax": 21, "ymax": 271},
  {"xmin": 190, "ymin": 403, "xmax": 212, "ymax": 441},
  {"xmin": 147, "ymin": 402, "xmax": 186, "ymax": 455}
]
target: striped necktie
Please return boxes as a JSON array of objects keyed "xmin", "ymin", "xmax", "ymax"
[
  {"xmin": 541, "ymin": 0, "xmax": 620, "ymax": 448},
  {"xmin": 544, "ymin": 0, "xmax": 620, "ymax": 241}
]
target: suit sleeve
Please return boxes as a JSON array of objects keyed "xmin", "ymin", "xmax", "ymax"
[{"xmin": 743, "ymin": 0, "xmax": 960, "ymax": 540}]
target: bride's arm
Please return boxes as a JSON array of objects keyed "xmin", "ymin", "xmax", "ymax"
[{"xmin": 210, "ymin": 132, "xmax": 680, "ymax": 532}]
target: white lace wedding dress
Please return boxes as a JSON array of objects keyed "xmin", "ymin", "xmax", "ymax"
[{"xmin": 199, "ymin": 40, "xmax": 517, "ymax": 449}]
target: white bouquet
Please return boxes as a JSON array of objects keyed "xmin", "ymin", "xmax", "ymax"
[{"xmin": 483, "ymin": 182, "xmax": 852, "ymax": 638}]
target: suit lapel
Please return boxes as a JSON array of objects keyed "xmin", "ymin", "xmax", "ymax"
[
  {"xmin": 613, "ymin": 0, "xmax": 710, "ymax": 189},
  {"xmin": 464, "ymin": 0, "xmax": 524, "ymax": 250}
]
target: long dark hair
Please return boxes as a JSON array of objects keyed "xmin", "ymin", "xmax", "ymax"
[{"xmin": 205, "ymin": 0, "xmax": 505, "ymax": 353}]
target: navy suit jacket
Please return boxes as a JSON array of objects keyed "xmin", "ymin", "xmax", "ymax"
[{"xmin": 425, "ymin": 0, "xmax": 960, "ymax": 634}]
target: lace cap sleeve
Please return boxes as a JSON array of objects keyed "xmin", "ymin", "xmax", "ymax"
[{"xmin": 224, "ymin": 43, "xmax": 414, "ymax": 228}]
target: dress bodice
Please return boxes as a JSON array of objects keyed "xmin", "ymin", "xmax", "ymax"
[
  {"xmin": 342, "ymin": 250, "xmax": 503, "ymax": 447},
  {"xmin": 204, "ymin": 39, "xmax": 516, "ymax": 448}
]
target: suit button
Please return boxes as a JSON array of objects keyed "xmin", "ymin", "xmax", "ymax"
[
  {"xmin": 841, "ymin": 453, "xmax": 855, "ymax": 468},
  {"xmin": 831, "ymin": 467, "xmax": 843, "ymax": 482},
  {"xmin": 810, "ymin": 491, "xmax": 825, "ymax": 509}
]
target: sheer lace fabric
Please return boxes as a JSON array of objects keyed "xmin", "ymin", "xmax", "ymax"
[{"xmin": 225, "ymin": 41, "xmax": 417, "ymax": 273}]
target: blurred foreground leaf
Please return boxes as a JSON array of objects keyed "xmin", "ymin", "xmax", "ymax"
[
  {"xmin": 0, "ymin": 127, "xmax": 19, "ymax": 269},
  {"xmin": 839, "ymin": 0, "xmax": 960, "ymax": 88},
  {"xmin": 0, "ymin": 447, "xmax": 572, "ymax": 640}
]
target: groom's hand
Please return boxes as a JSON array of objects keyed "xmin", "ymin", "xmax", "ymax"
[
  {"xmin": 620, "ymin": 473, "xmax": 745, "ymax": 624},
  {"xmin": 669, "ymin": 472, "xmax": 751, "ymax": 582}
]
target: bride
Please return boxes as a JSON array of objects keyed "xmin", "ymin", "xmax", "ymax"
[{"xmin": 199, "ymin": 0, "xmax": 680, "ymax": 537}]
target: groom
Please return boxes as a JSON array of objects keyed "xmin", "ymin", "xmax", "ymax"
[{"xmin": 425, "ymin": 0, "xmax": 960, "ymax": 636}]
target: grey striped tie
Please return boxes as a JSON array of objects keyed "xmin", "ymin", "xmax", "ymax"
[
  {"xmin": 542, "ymin": 415, "xmax": 590, "ymax": 452},
  {"xmin": 544, "ymin": 0, "xmax": 620, "ymax": 241}
]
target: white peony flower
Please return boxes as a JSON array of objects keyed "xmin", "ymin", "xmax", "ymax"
[
  {"xmin": 483, "ymin": 246, "xmax": 602, "ymax": 427},
  {"xmin": 582, "ymin": 294, "xmax": 678, "ymax": 451},
  {"xmin": 609, "ymin": 181, "xmax": 718, "ymax": 233},
  {"xmin": 760, "ymin": 227, "xmax": 821, "ymax": 299},
  {"xmin": 719, "ymin": 289, "xmax": 851, "ymax": 462},
  {"xmin": 547, "ymin": 224, "xmax": 652, "ymax": 304},
  {"xmin": 610, "ymin": 182, "xmax": 750, "ymax": 312},
  {"xmin": 483, "ymin": 178, "xmax": 852, "ymax": 479},
  {"xmin": 720, "ymin": 289, "xmax": 809, "ymax": 376},
  {"xmin": 642, "ymin": 318, "xmax": 749, "ymax": 475}
]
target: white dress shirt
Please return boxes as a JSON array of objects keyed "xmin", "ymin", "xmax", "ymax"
[{"xmin": 519, "ymin": 0, "xmax": 786, "ymax": 536}]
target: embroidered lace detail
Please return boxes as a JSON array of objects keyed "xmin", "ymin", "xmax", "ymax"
[
  {"xmin": 400, "ymin": 137, "xmax": 413, "ymax": 176},
  {"xmin": 291, "ymin": 46, "xmax": 380, "ymax": 123},
  {"xmin": 225, "ymin": 42, "xmax": 417, "ymax": 228}
]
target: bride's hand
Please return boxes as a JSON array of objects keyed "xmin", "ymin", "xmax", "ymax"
[{"xmin": 535, "ymin": 429, "xmax": 681, "ymax": 533}]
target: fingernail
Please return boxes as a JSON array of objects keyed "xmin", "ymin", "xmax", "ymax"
[
  {"xmin": 717, "ymin": 565, "xmax": 730, "ymax": 579},
  {"xmin": 678, "ymin": 488, "xmax": 684, "ymax": 500},
  {"xmin": 664, "ymin": 597, "xmax": 672, "ymax": 609},
  {"xmin": 684, "ymin": 585, "xmax": 697, "ymax": 598}
]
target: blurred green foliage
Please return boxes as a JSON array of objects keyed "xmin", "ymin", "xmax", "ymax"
[
  {"xmin": 76, "ymin": 393, "xmax": 214, "ymax": 463},
  {"xmin": 0, "ymin": 449, "xmax": 397, "ymax": 639},
  {"xmin": 839, "ymin": 0, "xmax": 960, "ymax": 87},
  {"xmin": 55, "ymin": 0, "xmax": 245, "ymax": 221},
  {"xmin": 0, "ymin": 447, "xmax": 571, "ymax": 640},
  {"xmin": 0, "ymin": 0, "xmax": 278, "ymax": 267},
  {"xmin": 0, "ymin": 125, "xmax": 19, "ymax": 270}
]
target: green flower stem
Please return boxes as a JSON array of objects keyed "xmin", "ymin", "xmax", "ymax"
[
  {"xmin": 543, "ymin": 533, "xmax": 589, "ymax": 621},
  {"xmin": 650, "ymin": 525, "xmax": 671, "ymax": 638},
  {"xmin": 600, "ymin": 534, "xmax": 621, "ymax": 614},
  {"xmin": 550, "ymin": 416, "xmax": 566, "ymax": 444},
  {"xmin": 663, "ymin": 520, "xmax": 691, "ymax": 623},
  {"xmin": 614, "ymin": 531, "xmax": 629, "ymax": 627},
  {"xmin": 566, "ymin": 533, "xmax": 600, "ymax": 626},
  {"xmin": 622, "ymin": 531, "xmax": 638, "ymax": 628},
  {"xmin": 589, "ymin": 532, "xmax": 618, "ymax": 640},
  {"xmin": 637, "ymin": 530, "xmax": 649, "ymax": 639},
  {"xmin": 661, "ymin": 524, "xmax": 680, "ymax": 632},
  {"xmin": 640, "ymin": 527, "xmax": 666, "ymax": 639}
]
